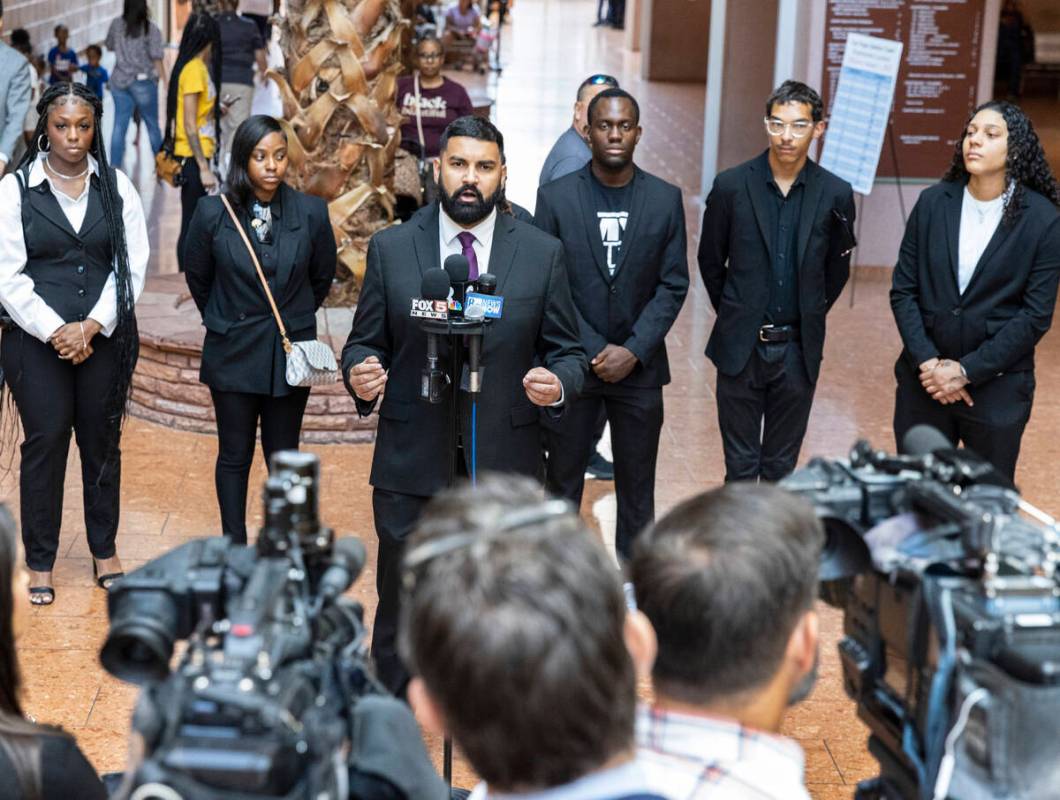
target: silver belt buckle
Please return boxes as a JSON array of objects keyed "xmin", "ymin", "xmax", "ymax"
[{"xmin": 759, "ymin": 324, "xmax": 774, "ymax": 342}]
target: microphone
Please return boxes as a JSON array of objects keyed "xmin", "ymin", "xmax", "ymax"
[
  {"xmin": 417, "ymin": 270, "xmax": 450, "ymax": 404},
  {"xmin": 318, "ymin": 536, "xmax": 367, "ymax": 601},
  {"xmin": 475, "ymin": 273, "xmax": 497, "ymax": 296},
  {"xmin": 444, "ymin": 254, "xmax": 470, "ymax": 318},
  {"xmin": 465, "ymin": 304, "xmax": 485, "ymax": 395},
  {"xmin": 900, "ymin": 425, "xmax": 954, "ymax": 457}
]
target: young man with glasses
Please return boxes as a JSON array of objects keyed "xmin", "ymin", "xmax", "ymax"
[{"xmin": 699, "ymin": 80, "xmax": 856, "ymax": 483}]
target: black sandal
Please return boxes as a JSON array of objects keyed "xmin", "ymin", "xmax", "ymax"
[
  {"xmin": 92, "ymin": 560, "xmax": 124, "ymax": 590},
  {"xmin": 29, "ymin": 586, "xmax": 55, "ymax": 606}
]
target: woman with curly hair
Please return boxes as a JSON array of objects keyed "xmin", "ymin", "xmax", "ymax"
[
  {"xmin": 890, "ymin": 100, "xmax": 1060, "ymax": 479},
  {"xmin": 0, "ymin": 80, "xmax": 149, "ymax": 604}
]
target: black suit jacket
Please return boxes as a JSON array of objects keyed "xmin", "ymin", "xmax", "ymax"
[
  {"xmin": 890, "ymin": 180, "xmax": 1060, "ymax": 384},
  {"xmin": 184, "ymin": 185, "xmax": 337, "ymax": 395},
  {"xmin": 533, "ymin": 164, "xmax": 689, "ymax": 388},
  {"xmin": 698, "ymin": 150, "xmax": 855, "ymax": 382},
  {"xmin": 341, "ymin": 203, "xmax": 587, "ymax": 497}
]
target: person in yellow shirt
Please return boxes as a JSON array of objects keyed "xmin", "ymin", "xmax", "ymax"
[{"xmin": 165, "ymin": 12, "xmax": 221, "ymax": 271}]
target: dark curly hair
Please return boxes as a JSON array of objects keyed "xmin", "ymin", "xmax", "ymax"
[{"xmin": 942, "ymin": 100, "xmax": 1060, "ymax": 227}]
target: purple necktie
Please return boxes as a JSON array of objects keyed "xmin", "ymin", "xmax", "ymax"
[{"xmin": 457, "ymin": 231, "xmax": 480, "ymax": 281}]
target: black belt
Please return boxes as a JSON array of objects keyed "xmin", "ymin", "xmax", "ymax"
[{"xmin": 758, "ymin": 324, "xmax": 799, "ymax": 343}]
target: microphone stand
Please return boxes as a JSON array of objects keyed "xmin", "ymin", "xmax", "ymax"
[{"xmin": 418, "ymin": 312, "xmax": 488, "ymax": 786}]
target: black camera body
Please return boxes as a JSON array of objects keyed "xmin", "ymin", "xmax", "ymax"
[
  {"xmin": 101, "ymin": 452, "xmax": 444, "ymax": 800},
  {"xmin": 782, "ymin": 436, "xmax": 1060, "ymax": 800}
]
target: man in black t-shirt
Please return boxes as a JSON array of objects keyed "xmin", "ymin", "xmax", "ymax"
[{"xmin": 535, "ymin": 89, "xmax": 689, "ymax": 560}]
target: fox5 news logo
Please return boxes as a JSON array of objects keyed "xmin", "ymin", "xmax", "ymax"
[{"xmin": 410, "ymin": 298, "xmax": 448, "ymax": 320}]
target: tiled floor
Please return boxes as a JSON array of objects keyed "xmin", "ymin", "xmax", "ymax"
[{"xmin": 7, "ymin": 2, "xmax": 1060, "ymax": 797}]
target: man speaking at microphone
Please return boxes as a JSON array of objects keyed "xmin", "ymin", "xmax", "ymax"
[{"xmin": 341, "ymin": 116, "xmax": 586, "ymax": 695}]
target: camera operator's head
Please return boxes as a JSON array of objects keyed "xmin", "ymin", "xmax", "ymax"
[
  {"xmin": 399, "ymin": 475, "xmax": 654, "ymax": 794},
  {"xmin": 631, "ymin": 483, "xmax": 823, "ymax": 731}
]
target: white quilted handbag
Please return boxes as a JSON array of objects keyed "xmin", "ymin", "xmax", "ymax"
[{"xmin": 221, "ymin": 195, "xmax": 339, "ymax": 388}]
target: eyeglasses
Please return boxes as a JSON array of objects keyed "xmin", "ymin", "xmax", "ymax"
[
  {"xmin": 417, "ymin": 51, "xmax": 443, "ymax": 61},
  {"xmin": 401, "ymin": 499, "xmax": 574, "ymax": 597},
  {"xmin": 764, "ymin": 117, "xmax": 815, "ymax": 138}
]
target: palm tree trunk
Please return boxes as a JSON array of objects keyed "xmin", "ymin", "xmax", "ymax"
[{"xmin": 274, "ymin": 0, "xmax": 408, "ymax": 304}]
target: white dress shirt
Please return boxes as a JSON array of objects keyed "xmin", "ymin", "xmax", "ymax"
[
  {"xmin": 439, "ymin": 205, "xmax": 498, "ymax": 273},
  {"xmin": 467, "ymin": 758, "xmax": 658, "ymax": 800},
  {"xmin": 436, "ymin": 205, "xmax": 564, "ymax": 405},
  {"xmin": 0, "ymin": 153, "xmax": 149, "ymax": 343},
  {"xmin": 957, "ymin": 186, "xmax": 1006, "ymax": 295}
]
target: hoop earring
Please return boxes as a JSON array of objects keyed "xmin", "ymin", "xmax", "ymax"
[{"xmin": 37, "ymin": 133, "xmax": 49, "ymax": 153}]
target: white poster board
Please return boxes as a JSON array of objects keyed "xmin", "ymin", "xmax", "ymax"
[{"xmin": 819, "ymin": 33, "xmax": 903, "ymax": 195}]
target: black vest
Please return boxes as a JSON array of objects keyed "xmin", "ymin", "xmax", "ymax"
[{"xmin": 18, "ymin": 166, "xmax": 120, "ymax": 324}]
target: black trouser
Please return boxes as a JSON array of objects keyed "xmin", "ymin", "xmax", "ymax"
[
  {"xmin": 545, "ymin": 382, "xmax": 663, "ymax": 560},
  {"xmin": 1, "ymin": 329, "xmax": 123, "ymax": 571},
  {"xmin": 893, "ymin": 358, "xmax": 1033, "ymax": 482},
  {"xmin": 371, "ymin": 488, "xmax": 432, "ymax": 697},
  {"xmin": 716, "ymin": 340, "xmax": 816, "ymax": 483},
  {"xmin": 209, "ymin": 387, "xmax": 310, "ymax": 544},
  {"xmin": 177, "ymin": 157, "xmax": 206, "ymax": 272}
]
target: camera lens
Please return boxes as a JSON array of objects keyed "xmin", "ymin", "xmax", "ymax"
[{"xmin": 101, "ymin": 591, "xmax": 180, "ymax": 684}]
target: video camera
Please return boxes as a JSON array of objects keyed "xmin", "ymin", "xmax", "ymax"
[
  {"xmin": 99, "ymin": 451, "xmax": 446, "ymax": 800},
  {"xmin": 782, "ymin": 426, "xmax": 1060, "ymax": 800}
]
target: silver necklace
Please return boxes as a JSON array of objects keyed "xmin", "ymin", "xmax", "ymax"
[{"xmin": 44, "ymin": 157, "xmax": 90, "ymax": 180}]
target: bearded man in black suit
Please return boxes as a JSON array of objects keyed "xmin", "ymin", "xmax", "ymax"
[{"xmin": 342, "ymin": 116, "xmax": 586, "ymax": 695}]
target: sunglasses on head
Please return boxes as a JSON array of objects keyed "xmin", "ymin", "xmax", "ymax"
[{"xmin": 586, "ymin": 74, "xmax": 619, "ymax": 87}]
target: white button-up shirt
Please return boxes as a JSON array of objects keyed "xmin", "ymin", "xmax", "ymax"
[
  {"xmin": 957, "ymin": 186, "xmax": 1006, "ymax": 295},
  {"xmin": 439, "ymin": 205, "xmax": 498, "ymax": 274},
  {"xmin": 0, "ymin": 153, "xmax": 149, "ymax": 342}
]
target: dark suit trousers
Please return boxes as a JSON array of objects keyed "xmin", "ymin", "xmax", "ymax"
[
  {"xmin": 1, "ymin": 329, "xmax": 123, "ymax": 571},
  {"xmin": 893, "ymin": 358, "xmax": 1033, "ymax": 481},
  {"xmin": 716, "ymin": 341, "xmax": 816, "ymax": 483},
  {"xmin": 545, "ymin": 381, "xmax": 663, "ymax": 559},
  {"xmin": 371, "ymin": 488, "xmax": 432, "ymax": 697},
  {"xmin": 209, "ymin": 387, "xmax": 310, "ymax": 544}
]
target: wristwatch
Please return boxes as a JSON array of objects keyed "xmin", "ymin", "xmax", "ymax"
[{"xmin": 959, "ymin": 362, "xmax": 968, "ymax": 379}]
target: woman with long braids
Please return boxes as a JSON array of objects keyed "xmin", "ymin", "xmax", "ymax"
[
  {"xmin": 166, "ymin": 11, "xmax": 221, "ymax": 270},
  {"xmin": 0, "ymin": 81, "xmax": 149, "ymax": 605},
  {"xmin": 0, "ymin": 505, "xmax": 107, "ymax": 797},
  {"xmin": 891, "ymin": 100, "xmax": 1060, "ymax": 480}
]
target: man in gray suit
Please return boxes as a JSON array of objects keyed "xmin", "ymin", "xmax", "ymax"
[
  {"xmin": 0, "ymin": 2, "xmax": 31, "ymax": 173},
  {"xmin": 538, "ymin": 74, "xmax": 618, "ymax": 187}
]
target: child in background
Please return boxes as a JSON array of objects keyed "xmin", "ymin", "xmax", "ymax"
[
  {"xmin": 80, "ymin": 44, "xmax": 109, "ymax": 99},
  {"xmin": 47, "ymin": 24, "xmax": 78, "ymax": 83}
]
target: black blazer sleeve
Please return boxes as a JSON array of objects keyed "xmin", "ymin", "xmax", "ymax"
[
  {"xmin": 341, "ymin": 235, "xmax": 389, "ymax": 416},
  {"xmin": 41, "ymin": 734, "xmax": 107, "ymax": 800},
  {"xmin": 624, "ymin": 185, "xmax": 688, "ymax": 366},
  {"xmin": 890, "ymin": 197, "xmax": 940, "ymax": 368},
  {"xmin": 825, "ymin": 188, "xmax": 856, "ymax": 310},
  {"xmin": 698, "ymin": 175, "xmax": 732, "ymax": 312},
  {"xmin": 961, "ymin": 215, "xmax": 1060, "ymax": 384},
  {"xmin": 533, "ymin": 185, "xmax": 609, "ymax": 359},
  {"xmin": 183, "ymin": 198, "xmax": 219, "ymax": 316},
  {"xmin": 308, "ymin": 197, "xmax": 337, "ymax": 308},
  {"xmin": 537, "ymin": 239, "xmax": 587, "ymax": 408}
]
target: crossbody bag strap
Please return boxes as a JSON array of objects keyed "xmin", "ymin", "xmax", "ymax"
[
  {"xmin": 414, "ymin": 71, "xmax": 426, "ymax": 159},
  {"xmin": 219, "ymin": 194, "xmax": 292, "ymax": 354}
]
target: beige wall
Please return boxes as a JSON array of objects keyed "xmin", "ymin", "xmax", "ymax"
[{"xmin": 3, "ymin": 0, "xmax": 123, "ymax": 55}]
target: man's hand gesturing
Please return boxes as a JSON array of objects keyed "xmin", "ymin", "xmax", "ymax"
[
  {"xmin": 522, "ymin": 367, "xmax": 562, "ymax": 406},
  {"xmin": 348, "ymin": 355, "xmax": 388, "ymax": 402}
]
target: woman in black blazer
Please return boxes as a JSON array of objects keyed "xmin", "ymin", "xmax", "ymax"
[
  {"xmin": 0, "ymin": 505, "xmax": 107, "ymax": 799},
  {"xmin": 184, "ymin": 115, "xmax": 336, "ymax": 543},
  {"xmin": 890, "ymin": 100, "xmax": 1060, "ymax": 480}
]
